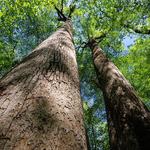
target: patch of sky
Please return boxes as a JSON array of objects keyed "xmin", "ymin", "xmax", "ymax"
[{"xmin": 121, "ymin": 33, "xmax": 138, "ymax": 56}]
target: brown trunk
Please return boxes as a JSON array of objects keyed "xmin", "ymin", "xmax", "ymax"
[
  {"xmin": 89, "ymin": 40, "xmax": 150, "ymax": 150},
  {"xmin": 0, "ymin": 20, "xmax": 87, "ymax": 150}
]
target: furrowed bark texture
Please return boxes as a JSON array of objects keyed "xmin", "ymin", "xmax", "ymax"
[
  {"xmin": 0, "ymin": 20, "xmax": 87, "ymax": 150},
  {"xmin": 89, "ymin": 41, "xmax": 150, "ymax": 150}
]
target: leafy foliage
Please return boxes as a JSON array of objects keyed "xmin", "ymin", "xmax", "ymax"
[
  {"xmin": 115, "ymin": 37, "xmax": 150, "ymax": 109},
  {"xmin": 0, "ymin": 42, "xmax": 15, "ymax": 76}
]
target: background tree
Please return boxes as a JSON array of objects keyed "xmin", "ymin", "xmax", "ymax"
[{"xmin": 88, "ymin": 39, "xmax": 150, "ymax": 150}]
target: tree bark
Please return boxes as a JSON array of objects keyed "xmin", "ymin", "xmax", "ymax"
[
  {"xmin": 0, "ymin": 20, "xmax": 87, "ymax": 150},
  {"xmin": 89, "ymin": 40, "xmax": 150, "ymax": 150}
]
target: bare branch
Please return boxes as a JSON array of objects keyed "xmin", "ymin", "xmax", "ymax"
[
  {"xmin": 54, "ymin": 5, "xmax": 67, "ymax": 21},
  {"xmin": 61, "ymin": 0, "xmax": 64, "ymax": 12},
  {"xmin": 68, "ymin": 4, "xmax": 76, "ymax": 18},
  {"xmin": 76, "ymin": 33, "xmax": 106, "ymax": 53}
]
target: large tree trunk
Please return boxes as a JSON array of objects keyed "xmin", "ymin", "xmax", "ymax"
[
  {"xmin": 89, "ymin": 40, "xmax": 150, "ymax": 150},
  {"xmin": 0, "ymin": 20, "xmax": 87, "ymax": 150}
]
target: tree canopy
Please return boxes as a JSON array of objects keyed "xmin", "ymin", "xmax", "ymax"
[{"xmin": 0, "ymin": 0, "xmax": 150, "ymax": 149}]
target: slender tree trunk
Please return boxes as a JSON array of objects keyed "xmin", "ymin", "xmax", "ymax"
[
  {"xmin": 0, "ymin": 20, "xmax": 87, "ymax": 150},
  {"xmin": 89, "ymin": 40, "xmax": 150, "ymax": 150}
]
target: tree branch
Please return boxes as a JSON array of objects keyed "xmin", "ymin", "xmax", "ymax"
[
  {"xmin": 61, "ymin": 0, "xmax": 64, "ymax": 12},
  {"xmin": 76, "ymin": 33, "xmax": 106, "ymax": 53},
  {"xmin": 97, "ymin": 9, "xmax": 150, "ymax": 35},
  {"xmin": 95, "ymin": 34, "xmax": 107, "ymax": 43},
  {"xmin": 54, "ymin": 5, "xmax": 67, "ymax": 21},
  {"xmin": 68, "ymin": 4, "xmax": 76, "ymax": 18},
  {"xmin": 123, "ymin": 24, "xmax": 150, "ymax": 34}
]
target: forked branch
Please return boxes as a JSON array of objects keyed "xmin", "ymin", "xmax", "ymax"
[
  {"xmin": 54, "ymin": 2, "xmax": 76, "ymax": 22},
  {"xmin": 55, "ymin": 5, "xmax": 67, "ymax": 21}
]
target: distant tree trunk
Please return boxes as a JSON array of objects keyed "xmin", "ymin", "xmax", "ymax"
[
  {"xmin": 89, "ymin": 40, "xmax": 150, "ymax": 150},
  {"xmin": 0, "ymin": 20, "xmax": 87, "ymax": 150}
]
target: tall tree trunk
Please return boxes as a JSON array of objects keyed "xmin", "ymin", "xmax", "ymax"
[
  {"xmin": 89, "ymin": 40, "xmax": 150, "ymax": 150},
  {"xmin": 0, "ymin": 20, "xmax": 87, "ymax": 150}
]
